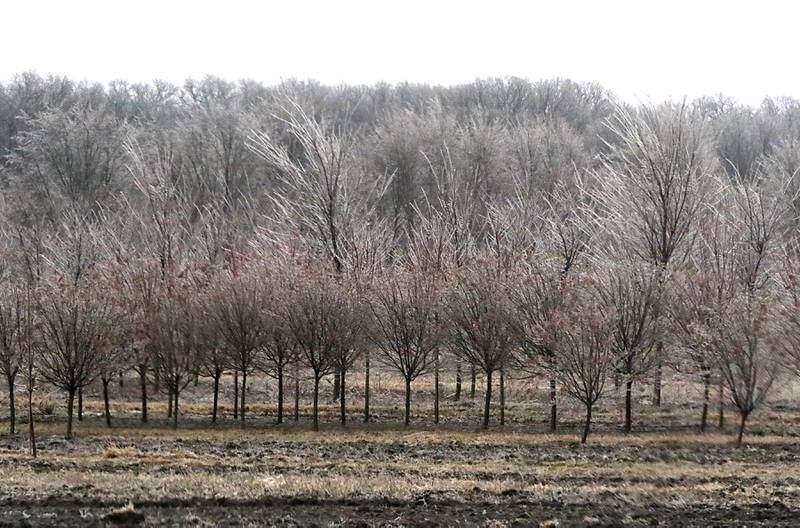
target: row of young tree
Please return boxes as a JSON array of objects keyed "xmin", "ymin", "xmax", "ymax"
[{"xmin": 1, "ymin": 74, "xmax": 800, "ymax": 452}]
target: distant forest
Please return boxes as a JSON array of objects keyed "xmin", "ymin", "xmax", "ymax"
[{"xmin": 0, "ymin": 73, "xmax": 795, "ymax": 225}]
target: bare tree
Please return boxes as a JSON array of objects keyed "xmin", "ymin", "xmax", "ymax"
[
  {"xmin": 248, "ymin": 96, "xmax": 388, "ymax": 274},
  {"xmin": 97, "ymin": 345, "xmax": 126, "ymax": 428},
  {"xmin": 22, "ymin": 291, "xmax": 37, "ymax": 457},
  {"xmin": 328, "ymin": 284, "xmax": 365, "ymax": 426},
  {"xmin": 0, "ymin": 280, "xmax": 24, "ymax": 435},
  {"xmin": 707, "ymin": 292, "xmax": 781, "ymax": 446},
  {"xmin": 206, "ymin": 268, "xmax": 265, "ymax": 427},
  {"xmin": 179, "ymin": 81, "xmax": 258, "ymax": 206},
  {"xmin": 777, "ymin": 236, "xmax": 800, "ymax": 384},
  {"xmin": 446, "ymin": 268, "xmax": 515, "ymax": 429},
  {"xmin": 260, "ymin": 273, "xmax": 297, "ymax": 425},
  {"xmin": 369, "ymin": 270, "xmax": 441, "ymax": 425},
  {"xmin": 668, "ymin": 212, "xmax": 738, "ymax": 432},
  {"xmin": 248, "ymin": 96, "xmax": 389, "ymax": 404},
  {"xmin": 113, "ymin": 257, "xmax": 160, "ymax": 424},
  {"xmin": 195, "ymin": 313, "xmax": 227, "ymax": 424},
  {"xmin": 5, "ymin": 105, "xmax": 127, "ymax": 220},
  {"xmin": 552, "ymin": 280, "xmax": 616, "ymax": 444},
  {"xmin": 508, "ymin": 263, "xmax": 567, "ymax": 431},
  {"xmin": 123, "ymin": 135, "xmax": 196, "ymax": 422},
  {"xmin": 596, "ymin": 102, "xmax": 712, "ymax": 267},
  {"xmin": 404, "ymin": 209, "xmax": 460, "ymax": 422},
  {"xmin": 281, "ymin": 266, "xmax": 342, "ymax": 431},
  {"xmin": 596, "ymin": 261, "xmax": 665, "ymax": 433},
  {"xmin": 685, "ymin": 175, "xmax": 788, "ymax": 445},
  {"xmin": 36, "ymin": 280, "xmax": 117, "ymax": 438},
  {"xmin": 12, "ymin": 225, "xmax": 43, "ymax": 455},
  {"xmin": 595, "ymin": 102, "xmax": 714, "ymax": 406},
  {"xmin": 540, "ymin": 174, "xmax": 594, "ymax": 278},
  {"xmin": 506, "ymin": 117, "xmax": 590, "ymax": 202},
  {"xmin": 728, "ymin": 176, "xmax": 787, "ymax": 294},
  {"xmin": 370, "ymin": 107, "xmax": 432, "ymax": 245},
  {"xmin": 150, "ymin": 284, "xmax": 198, "ymax": 429}
]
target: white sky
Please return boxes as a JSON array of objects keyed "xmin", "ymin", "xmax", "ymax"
[{"xmin": 2, "ymin": 0, "xmax": 798, "ymax": 106}]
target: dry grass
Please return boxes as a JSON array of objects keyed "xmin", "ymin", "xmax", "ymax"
[
  {"xmin": 3, "ymin": 371, "xmax": 799, "ymax": 524},
  {"xmin": 3, "ymin": 453, "xmax": 794, "ymax": 507},
  {"xmin": 25, "ymin": 420, "xmax": 796, "ymax": 451}
]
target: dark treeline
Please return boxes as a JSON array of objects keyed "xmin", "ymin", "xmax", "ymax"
[{"xmin": 1, "ymin": 72, "xmax": 800, "ymax": 451}]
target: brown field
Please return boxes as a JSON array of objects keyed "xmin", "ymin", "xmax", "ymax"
[{"xmin": 1, "ymin": 370, "xmax": 799, "ymax": 527}]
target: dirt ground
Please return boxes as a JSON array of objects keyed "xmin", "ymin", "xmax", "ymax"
[{"xmin": 1, "ymin": 370, "xmax": 799, "ymax": 526}]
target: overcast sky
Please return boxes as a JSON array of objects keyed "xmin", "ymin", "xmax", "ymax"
[{"xmin": 2, "ymin": 0, "xmax": 798, "ymax": 106}]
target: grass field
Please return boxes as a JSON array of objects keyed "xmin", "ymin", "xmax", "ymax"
[{"xmin": 1, "ymin": 370, "xmax": 799, "ymax": 526}]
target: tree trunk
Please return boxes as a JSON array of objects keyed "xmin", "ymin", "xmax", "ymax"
[
  {"xmin": 549, "ymin": 377, "xmax": 557, "ymax": 432},
  {"xmin": 277, "ymin": 366, "xmax": 284, "ymax": 424},
  {"xmin": 312, "ymin": 376, "xmax": 320, "ymax": 431},
  {"xmin": 102, "ymin": 378, "xmax": 111, "ymax": 428},
  {"xmin": 212, "ymin": 373, "xmax": 220, "ymax": 424},
  {"xmin": 624, "ymin": 379, "xmax": 633, "ymax": 433},
  {"xmin": 700, "ymin": 372, "xmax": 710, "ymax": 433},
  {"xmin": 240, "ymin": 369, "xmax": 247, "ymax": 427},
  {"xmin": 454, "ymin": 361, "xmax": 462, "ymax": 402},
  {"xmin": 718, "ymin": 377, "xmax": 725, "ymax": 428},
  {"xmin": 340, "ymin": 369, "xmax": 347, "ymax": 425},
  {"xmin": 66, "ymin": 389, "xmax": 75, "ymax": 439},
  {"xmin": 470, "ymin": 363, "xmax": 476, "ymax": 399},
  {"xmin": 363, "ymin": 352, "xmax": 370, "ymax": 423},
  {"xmin": 736, "ymin": 411, "xmax": 749, "ymax": 447},
  {"xmin": 77, "ymin": 388, "xmax": 83, "ymax": 422},
  {"xmin": 499, "ymin": 368, "xmax": 505, "ymax": 426},
  {"xmin": 434, "ymin": 348, "xmax": 440, "ymax": 425},
  {"xmin": 167, "ymin": 385, "xmax": 173, "ymax": 418},
  {"xmin": 233, "ymin": 370, "xmax": 239, "ymax": 419},
  {"xmin": 139, "ymin": 369, "xmax": 148, "ymax": 423},
  {"xmin": 333, "ymin": 367, "xmax": 341, "ymax": 402},
  {"xmin": 404, "ymin": 377, "xmax": 412, "ymax": 426},
  {"xmin": 27, "ymin": 375, "xmax": 36, "ymax": 458},
  {"xmin": 7, "ymin": 374, "xmax": 15, "ymax": 435},
  {"xmin": 482, "ymin": 370, "xmax": 492, "ymax": 430},
  {"xmin": 154, "ymin": 368, "xmax": 159, "ymax": 394},
  {"xmin": 173, "ymin": 389, "xmax": 179, "ymax": 429},
  {"xmin": 581, "ymin": 403, "xmax": 593, "ymax": 444},
  {"xmin": 653, "ymin": 348, "xmax": 662, "ymax": 407},
  {"xmin": 294, "ymin": 362, "xmax": 300, "ymax": 422}
]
